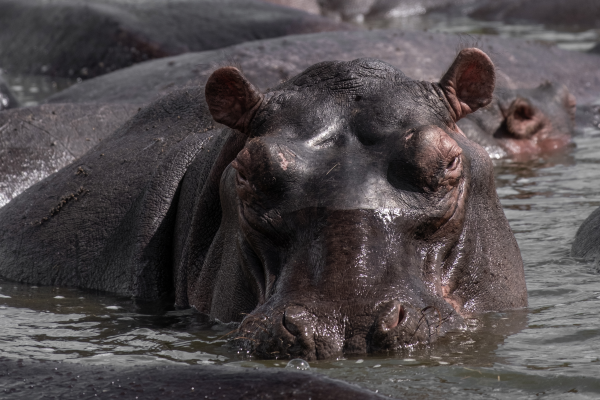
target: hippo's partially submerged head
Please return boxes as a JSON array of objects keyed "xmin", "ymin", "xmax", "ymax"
[
  {"xmin": 459, "ymin": 82, "xmax": 576, "ymax": 159},
  {"xmin": 200, "ymin": 49, "xmax": 527, "ymax": 360}
]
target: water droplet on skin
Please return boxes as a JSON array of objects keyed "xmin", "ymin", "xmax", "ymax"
[
  {"xmin": 54, "ymin": 296, "xmax": 65, "ymax": 299},
  {"xmin": 373, "ymin": 364, "xmax": 381, "ymax": 368},
  {"xmin": 286, "ymin": 359, "xmax": 310, "ymax": 370},
  {"xmin": 355, "ymin": 359, "xmax": 364, "ymax": 363}
]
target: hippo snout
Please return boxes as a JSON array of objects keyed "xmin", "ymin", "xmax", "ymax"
[{"xmin": 233, "ymin": 300, "xmax": 464, "ymax": 360}]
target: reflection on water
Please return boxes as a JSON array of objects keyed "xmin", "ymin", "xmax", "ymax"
[
  {"xmin": 2, "ymin": 128, "xmax": 600, "ymax": 399},
  {"xmin": 1, "ymin": 74, "xmax": 75, "ymax": 107}
]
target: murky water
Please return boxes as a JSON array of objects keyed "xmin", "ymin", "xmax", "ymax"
[
  {"xmin": 2, "ymin": 4, "xmax": 600, "ymax": 400},
  {"xmin": 2, "ymin": 130, "xmax": 600, "ymax": 399},
  {"xmin": 367, "ymin": 12, "xmax": 600, "ymax": 52}
]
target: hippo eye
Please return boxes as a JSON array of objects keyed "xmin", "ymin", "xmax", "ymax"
[{"xmin": 446, "ymin": 156, "xmax": 460, "ymax": 171}]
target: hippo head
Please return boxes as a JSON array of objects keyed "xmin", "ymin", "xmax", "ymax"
[
  {"xmin": 495, "ymin": 83, "xmax": 576, "ymax": 157},
  {"xmin": 201, "ymin": 49, "xmax": 527, "ymax": 360},
  {"xmin": 460, "ymin": 82, "xmax": 576, "ymax": 159}
]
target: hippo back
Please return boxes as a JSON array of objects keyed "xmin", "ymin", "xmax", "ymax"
[{"xmin": 0, "ymin": 87, "xmax": 234, "ymax": 299}]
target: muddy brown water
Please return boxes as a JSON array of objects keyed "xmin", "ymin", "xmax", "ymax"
[{"xmin": 2, "ymin": 8, "xmax": 600, "ymax": 400}]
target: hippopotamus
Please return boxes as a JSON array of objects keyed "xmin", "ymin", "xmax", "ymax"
[
  {"xmin": 0, "ymin": 71, "xmax": 18, "ymax": 111},
  {"xmin": 0, "ymin": 48, "xmax": 527, "ymax": 360},
  {"xmin": 45, "ymin": 30, "xmax": 592, "ymax": 159},
  {"xmin": 0, "ymin": 0, "xmax": 349, "ymax": 80},
  {"xmin": 458, "ymin": 83, "xmax": 576, "ymax": 159},
  {"xmin": 0, "ymin": 103, "xmax": 138, "ymax": 206}
]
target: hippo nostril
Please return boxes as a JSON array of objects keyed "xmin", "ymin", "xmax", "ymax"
[
  {"xmin": 506, "ymin": 98, "xmax": 543, "ymax": 138},
  {"xmin": 283, "ymin": 306, "xmax": 314, "ymax": 337},
  {"xmin": 378, "ymin": 300, "xmax": 405, "ymax": 332},
  {"xmin": 237, "ymin": 171, "xmax": 248, "ymax": 183},
  {"xmin": 513, "ymin": 104, "xmax": 534, "ymax": 121}
]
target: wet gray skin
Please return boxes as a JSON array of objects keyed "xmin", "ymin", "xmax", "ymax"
[
  {"xmin": 0, "ymin": 49, "xmax": 527, "ymax": 361},
  {"xmin": 458, "ymin": 83, "xmax": 576, "ymax": 160},
  {"xmin": 0, "ymin": 103, "xmax": 138, "ymax": 206}
]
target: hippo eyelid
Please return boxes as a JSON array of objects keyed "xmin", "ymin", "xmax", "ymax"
[{"xmin": 307, "ymin": 121, "xmax": 341, "ymax": 147}]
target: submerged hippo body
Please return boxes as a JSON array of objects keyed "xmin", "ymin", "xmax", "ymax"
[
  {"xmin": 0, "ymin": 49, "xmax": 527, "ymax": 359},
  {"xmin": 572, "ymin": 208, "xmax": 600, "ymax": 262},
  {"xmin": 0, "ymin": 0, "xmax": 348, "ymax": 80}
]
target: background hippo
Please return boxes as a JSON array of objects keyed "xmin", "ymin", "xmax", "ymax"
[
  {"xmin": 571, "ymin": 207, "xmax": 600, "ymax": 263},
  {"xmin": 0, "ymin": 49, "xmax": 527, "ymax": 360},
  {"xmin": 0, "ymin": 0, "xmax": 349, "ymax": 80},
  {"xmin": 44, "ymin": 29, "xmax": 592, "ymax": 159},
  {"xmin": 458, "ymin": 83, "xmax": 576, "ymax": 159},
  {"xmin": 0, "ymin": 103, "xmax": 137, "ymax": 206}
]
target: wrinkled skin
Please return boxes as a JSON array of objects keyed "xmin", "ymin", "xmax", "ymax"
[
  {"xmin": 0, "ymin": 72, "xmax": 18, "ymax": 111},
  {"xmin": 0, "ymin": 0, "xmax": 349, "ymax": 80},
  {"xmin": 458, "ymin": 83, "xmax": 576, "ymax": 159},
  {"xmin": 0, "ymin": 49, "xmax": 527, "ymax": 360},
  {"xmin": 44, "ymin": 30, "xmax": 594, "ymax": 159},
  {"xmin": 0, "ymin": 103, "xmax": 137, "ymax": 206}
]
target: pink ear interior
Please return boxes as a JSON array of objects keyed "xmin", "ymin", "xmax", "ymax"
[
  {"xmin": 439, "ymin": 48, "xmax": 496, "ymax": 121},
  {"xmin": 205, "ymin": 67, "xmax": 263, "ymax": 133}
]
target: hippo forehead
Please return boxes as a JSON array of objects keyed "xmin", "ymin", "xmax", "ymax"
[{"xmin": 251, "ymin": 58, "xmax": 454, "ymax": 138}]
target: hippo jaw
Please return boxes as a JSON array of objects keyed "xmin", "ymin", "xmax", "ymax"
[{"xmin": 200, "ymin": 49, "xmax": 526, "ymax": 359}]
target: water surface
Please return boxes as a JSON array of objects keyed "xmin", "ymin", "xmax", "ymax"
[{"xmin": 2, "ymin": 128, "xmax": 600, "ymax": 399}]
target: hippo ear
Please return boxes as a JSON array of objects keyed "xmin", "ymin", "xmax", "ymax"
[
  {"xmin": 439, "ymin": 48, "xmax": 496, "ymax": 121},
  {"xmin": 205, "ymin": 67, "xmax": 263, "ymax": 134}
]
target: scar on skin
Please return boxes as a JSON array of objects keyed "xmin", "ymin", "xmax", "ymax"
[
  {"xmin": 441, "ymin": 284, "xmax": 462, "ymax": 314},
  {"xmin": 37, "ymin": 186, "xmax": 89, "ymax": 225},
  {"xmin": 278, "ymin": 152, "xmax": 289, "ymax": 170}
]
